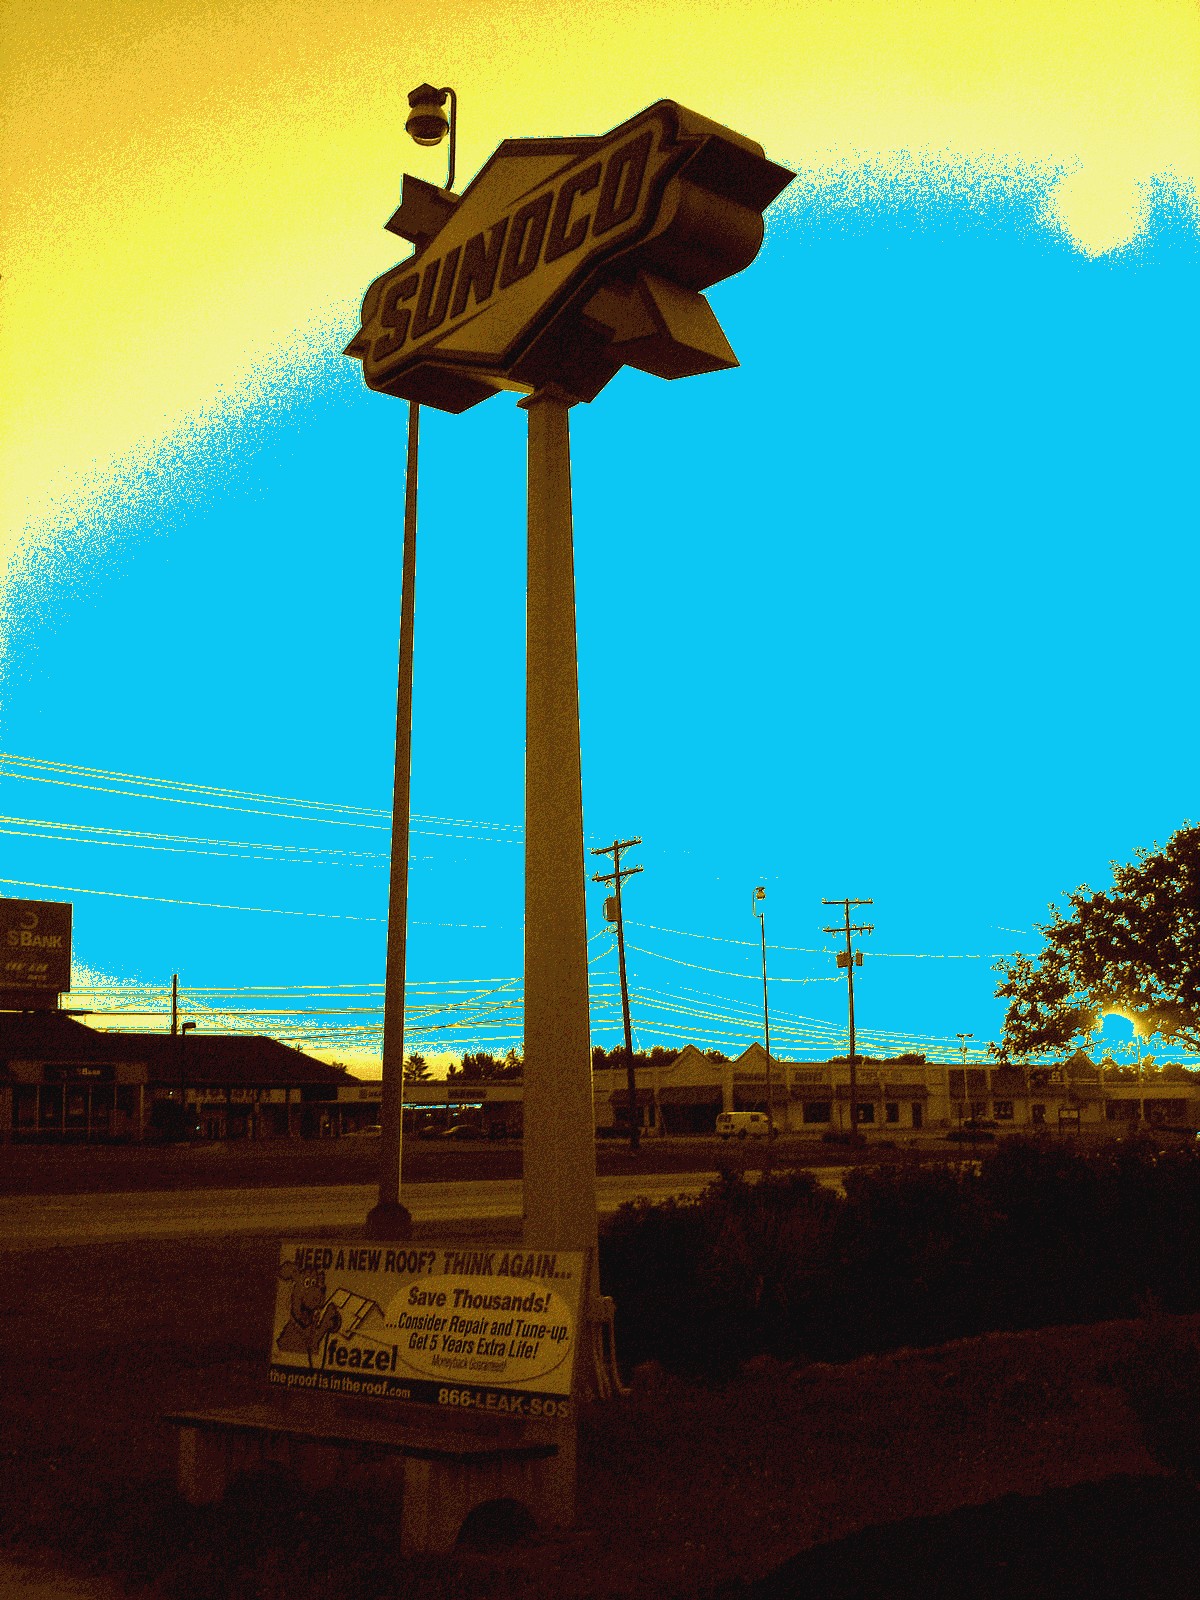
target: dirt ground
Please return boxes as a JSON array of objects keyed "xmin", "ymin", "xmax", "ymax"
[{"xmin": 1, "ymin": 1224, "xmax": 1196, "ymax": 1599}]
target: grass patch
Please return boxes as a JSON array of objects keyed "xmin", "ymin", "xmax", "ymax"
[{"xmin": 5, "ymin": 1139, "xmax": 1200, "ymax": 1597}]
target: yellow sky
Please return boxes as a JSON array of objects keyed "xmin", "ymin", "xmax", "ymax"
[{"xmin": 2, "ymin": 0, "xmax": 1197, "ymax": 583}]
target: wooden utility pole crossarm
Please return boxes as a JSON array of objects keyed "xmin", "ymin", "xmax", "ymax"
[{"xmin": 822, "ymin": 898, "xmax": 874, "ymax": 1136}]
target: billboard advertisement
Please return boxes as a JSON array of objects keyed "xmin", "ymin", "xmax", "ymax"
[
  {"xmin": 269, "ymin": 1239, "xmax": 584, "ymax": 1419},
  {"xmin": 0, "ymin": 898, "xmax": 72, "ymax": 997}
]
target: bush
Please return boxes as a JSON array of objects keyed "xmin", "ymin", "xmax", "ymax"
[
  {"xmin": 599, "ymin": 1138, "xmax": 1200, "ymax": 1379},
  {"xmin": 1106, "ymin": 1311, "xmax": 1200, "ymax": 1485},
  {"xmin": 600, "ymin": 1170, "xmax": 838, "ymax": 1379}
]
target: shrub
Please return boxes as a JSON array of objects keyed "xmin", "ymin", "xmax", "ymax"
[
  {"xmin": 600, "ymin": 1170, "xmax": 838, "ymax": 1379},
  {"xmin": 600, "ymin": 1139, "xmax": 1200, "ymax": 1379},
  {"xmin": 1106, "ymin": 1311, "xmax": 1200, "ymax": 1485}
]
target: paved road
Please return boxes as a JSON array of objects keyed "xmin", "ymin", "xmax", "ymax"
[{"xmin": 0, "ymin": 1167, "xmax": 851, "ymax": 1253}]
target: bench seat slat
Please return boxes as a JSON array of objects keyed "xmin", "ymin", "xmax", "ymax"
[{"xmin": 164, "ymin": 1406, "xmax": 557, "ymax": 1463}]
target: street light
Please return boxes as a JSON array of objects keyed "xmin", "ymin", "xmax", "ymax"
[
  {"xmin": 956, "ymin": 1032, "xmax": 973, "ymax": 1131},
  {"xmin": 752, "ymin": 886, "xmax": 774, "ymax": 1144},
  {"xmin": 366, "ymin": 83, "xmax": 460, "ymax": 1242},
  {"xmin": 179, "ymin": 1020, "xmax": 196, "ymax": 1141},
  {"xmin": 956, "ymin": 1032, "xmax": 973, "ymax": 1067},
  {"xmin": 405, "ymin": 84, "xmax": 458, "ymax": 188}
]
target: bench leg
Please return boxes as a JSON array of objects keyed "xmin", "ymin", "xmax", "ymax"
[
  {"xmin": 400, "ymin": 1441, "xmax": 577, "ymax": 1556},
  {"xmin": 177, "ymin": 1425, "xmax": 233, "ymax": 1506}
]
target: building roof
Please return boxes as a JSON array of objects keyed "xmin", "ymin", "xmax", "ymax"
[{"xmin": 0, "ymin": 1010, "xmax": 348, "ymax": 1087}]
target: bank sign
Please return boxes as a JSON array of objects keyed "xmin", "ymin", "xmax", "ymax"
[
  {"xmin": 269, "ymin": 1240, "xmax": 585, "ymax": 1418},
  {"xmin": 346, "ymin": 100, "xmax": 793, "ymax": 412},
  {"xmin": 0, "ymin": 898, "xmax": 71, "ymax": 995}
]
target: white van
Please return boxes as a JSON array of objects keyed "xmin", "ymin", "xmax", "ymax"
[{"xmin": 715, "ymin": 1111, "xmax": 771, "ymax": 1139}]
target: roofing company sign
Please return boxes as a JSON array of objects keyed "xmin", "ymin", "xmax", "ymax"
[{"xmin": 346, "ymin": 100, "xmax": 794, "ymax": 412}]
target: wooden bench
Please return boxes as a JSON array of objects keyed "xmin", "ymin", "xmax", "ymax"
[
  {"xmin": 165, "ymin": 1398, "xmax": 569, "ymax": 1554},
  {"xmin": 163, "ymin": 1236, "xmax": 598, "ymax": 1553}
]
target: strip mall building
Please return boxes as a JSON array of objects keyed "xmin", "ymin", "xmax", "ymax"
[
  {"xmin": 3, "ymin": 1013, "xmax": 1196, "ymax": 1142},
  {"xmin": 0, "ymin": 1011, "xmax": 380, "ymax": 1142},
  {"xmin": 588, "ymin": 1043, "xmax": 1200, "ymax": 1136}
]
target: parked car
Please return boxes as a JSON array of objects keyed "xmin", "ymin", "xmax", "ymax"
[
  {"xmin": 715, "ymin": 1111, "xmax": 771, "ymax": 1140},
  {"xmin": 440, "ymin": 1123, "xmax": 482, "ymax": 1140}
]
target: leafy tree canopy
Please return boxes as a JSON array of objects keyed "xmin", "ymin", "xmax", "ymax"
[
  {"xmin": 591, "ymin": 1045, "xmax": 680, "ymax": 1071},
  {"xmin": 451, "ymin": 1050, "xmax": 522, "ymax": 1081},
  {"xmin": 403, "ymin": 1053, "xmax": 431, "ymax": 1081},
  {"xmin": 994, "ymin": 824, "xmax": 1200, "ymax": 1059}
]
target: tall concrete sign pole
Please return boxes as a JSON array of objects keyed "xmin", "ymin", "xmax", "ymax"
[
  {"xmin": 518, "ymin": 387, "xmax": 599, "ymax": 1285},
  {"xmin": 346, "ymin": 92, "xmax": 794, "ymax": 1287}
]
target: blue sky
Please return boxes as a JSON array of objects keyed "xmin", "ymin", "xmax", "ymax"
[{"xmin": 1, "ymin": 155, "xmax": 1196, "ymax": 1068}]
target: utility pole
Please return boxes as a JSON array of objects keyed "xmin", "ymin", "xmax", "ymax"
[
  {"xmin": 752, "ymin": 887, "xmax": 775, "ymax": 1153},
  {"xmin": 170, "ymin": 973, "xmax": 178, "ymax": 1037},
  {"xmin": 822, "ymin": 898, "xmax": 873, "ymax": 1137},
  {"xmin": 591, "ymin": 838, "xmax": 643, "ymax": 1150}
]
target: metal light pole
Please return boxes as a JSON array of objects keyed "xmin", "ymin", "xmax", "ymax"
[
  {"xmin": 366, "ymin": 84, "xmax": 458, "ymax": 1241},
  {"xmin": 752, "ymin": 887, "xmax": 774, "ymax": 1144},
  {"xmin": 956, "ymin": 1031, "xmax": 976, "ymax": 1143},
  {"xmin": 179, "ymin": 1019, "xmax": 195, "ymax": 1139}
]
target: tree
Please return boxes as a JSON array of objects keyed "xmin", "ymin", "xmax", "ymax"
[
  {"xmin": 453, "ymin": 1050, "xmax": 523, "ymax": 1082},
  {"xmin": 403, "ymin": 1053, "xmax": 431, "ymax": 1082},
  {"xmin": 994, "ymin": 824, "xmax": 1200, "ymax": 1059},
  {"xmin": 592, "ymin": 1045, "xmax": 681, "ymax": 1072}
]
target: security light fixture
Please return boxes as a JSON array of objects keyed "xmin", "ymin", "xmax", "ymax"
[{"xmin": 405, "ymin": 83, "xmax": 457, "ymax": 189}]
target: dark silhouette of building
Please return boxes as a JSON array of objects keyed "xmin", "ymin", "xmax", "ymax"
[{"xmin": 0, "ymin": 1010, "xmax": 377, "ymax": 1142}]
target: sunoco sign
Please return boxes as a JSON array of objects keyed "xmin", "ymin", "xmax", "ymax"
[
  {"xmin": 346, "ymin": 100, "xmax": 793, "ymax": 411},
  {"xmin": 0, "ymin": 898, "xmax": 72, "ymax": 997}
]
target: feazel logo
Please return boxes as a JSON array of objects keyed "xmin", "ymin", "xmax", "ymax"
[{"xmin": 345, "ymin": 100, "xmax": 794, "ymax": 411}]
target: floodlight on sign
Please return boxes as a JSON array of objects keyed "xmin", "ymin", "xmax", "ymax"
[{"xmin": 405, "ymin": 84, "xmax": 450, "ymax": 147}]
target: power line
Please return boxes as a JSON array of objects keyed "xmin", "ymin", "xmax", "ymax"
[
  {"xmin": 0, "ymin": 751, "xmax": 521, "ymax": 840},
  {"xmin": 0, "ymin": 752, "xmax": 389, "ymax": 815},
  {"xmin": 623, "ymin": 942, "xmax": 840, "ymax": 984}
]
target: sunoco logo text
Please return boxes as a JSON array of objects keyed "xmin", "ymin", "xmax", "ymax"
[{"xmin": 362, "ymin": 126, "xmax": 660, "ymax": 371}]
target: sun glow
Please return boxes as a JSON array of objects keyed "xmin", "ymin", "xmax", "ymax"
[{"xmin": 3, "ymin": 0, "xmax": 1196, "ymax": 602}]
